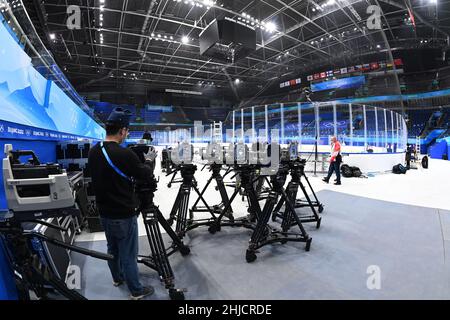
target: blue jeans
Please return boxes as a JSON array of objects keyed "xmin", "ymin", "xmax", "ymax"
[
  {"xmin": 326, "ymin": 161, "xmax": 341, "ymax": 183},
  {"xmin": 101, "ymin": 216, "xmax": 143, "ymax": 295}
]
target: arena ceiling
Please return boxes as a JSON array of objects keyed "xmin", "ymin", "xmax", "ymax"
[{"xmin": 22, "ymin": 0, "xmax": 450, "ymax": 98}]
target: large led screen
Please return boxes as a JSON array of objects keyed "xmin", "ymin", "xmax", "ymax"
[
  {"xmin": 0, "ymin": 20, "xmax": 104, "ymax": 140},
  {"xmin": 311, "ymin": 76, "xmax": 366, "ymax": 92}
]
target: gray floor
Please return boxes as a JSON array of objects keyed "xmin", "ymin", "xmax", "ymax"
[{"xmin": 72, "ymin": 190, "xmax": 450, "ymax": 300}]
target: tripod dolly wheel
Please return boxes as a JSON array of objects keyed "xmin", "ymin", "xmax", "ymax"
[
  {"xmin": 318, "ymin": 204, "xmax": 324, "ymax": 213},
  {"xmin": 316, "ymin": 217, "xmax": 322, "ymax": 229},
  {"xmin": 169, "ymin": 289, "xmax": 185, "ymax": 300},
  {"xmin": 179, "ymin": 245, "xmax": 190, "ymax": 256},
  {"xmin": 245, "ymin": 250, "xmax": 257, "ymax": 263},
  {"xmin": 305, "ymin": 238, "xmax": 312, "ymax": 252},
  {"xmin": 208, "ymin": 224, "xmax": 220, "ymax": 234}
]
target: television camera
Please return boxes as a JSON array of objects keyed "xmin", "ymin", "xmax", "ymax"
[
  {"xmin": 0, "ymin": 144, "xmax": 113, "ymax": 300},
  {"xmin": 128, "ymin": 141, "xmax": 190, "ymax": 300}
]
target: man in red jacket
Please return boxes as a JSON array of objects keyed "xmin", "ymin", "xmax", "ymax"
[{"xmin": 323, "ymin": 136, "xmax": 342, "ymax": 185}]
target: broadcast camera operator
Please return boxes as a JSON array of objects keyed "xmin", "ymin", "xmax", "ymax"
[{"xmin": 88, "ymin": 108, "xmax": 157, "ymax": 300}]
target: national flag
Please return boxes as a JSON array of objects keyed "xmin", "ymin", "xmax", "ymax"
[
  {"xmin": 334, "ymin": 69, "xmax": 341, "ymax": 75},
  {"xmin": 290, "ymin": 79, "xmax": 296, "ymax": 86},
  {"xmin": 314, "ymin": 73, "xmax": 320, "ymax": 80},
  {"xmin": 295, "ymin": 78, "xmax": 301, "ymax": 84},
  {"xmin": 340, "ymin": 67, "xmax": 348, "ymax": 74},
  {"xmin": 408, "ymin": 8, "xmax": 416, "ymax": 28},
  {"xmin": 394, "ymin": 58, "xmax": 403, "ymax": 66},
  {"xmin": 307, "ymin": 75, "xmax": 314, "ymax": 81},
  {"xmin": 320, "ymin": 72, "xmax": 326, "ymax": 78},
  {"xmin": 326, "ymin": 70, "xmax": 334, "ymax": 77},
  {"xmin": 362, "ymin": 63, "xmax": 370, "ymax": 71},
  {"xmin": 370, "ymin": 62, "xmax": 379, "ymax": 70},
  {"xmin": 348, "ymin": 66, "xmax": 355, "ymax": 73}
]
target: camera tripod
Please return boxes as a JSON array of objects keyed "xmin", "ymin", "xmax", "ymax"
[
  {"xmin": 0, "ymin": 217, "xmax": 113, "ymax": 300},
  {"xmin": 136, "ymin": 185, "xmax": 190, "ymax": 300},
  {"xmin": 209, "ymin": 165, "xmax": 312, "ymax": 263},
  {"xmin": 190, "ymin": 163, "xmax": 235, "ymax": 222},
  {"xmin": 166, "ymin": 164, "xmax": 214, "ymax": 238},
  {"xmin": 271, "ymin": 160, "xmax": 323, "ymax": 229}
]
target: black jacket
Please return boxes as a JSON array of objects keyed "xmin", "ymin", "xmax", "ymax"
[{"xmin": 88, "ymin": 141, "xmax": 153, "ymax": 219}]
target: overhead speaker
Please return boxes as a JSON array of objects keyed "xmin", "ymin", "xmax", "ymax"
[{"xmin": 199, "ymin": 18, "xmax": 256, "ymax": 63}]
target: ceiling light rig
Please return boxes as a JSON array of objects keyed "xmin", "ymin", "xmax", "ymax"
[
  {"xmin": 311, "ymin": 0, "xmax": 338, "ymax": 13},
  {"xmin": 237, "ymin": 13, "xmax": 278, "ymax": 34},
  {"xmin": 148, "ymin": 32, "xmax": 192, "ymax": 45},
  {"xmin": 1, "ymin": 0, "xmax": 22, "ymax": 12},
  {"xmin": 308, "ymin": 25, "xmax": 364, "ymax": 47},
  {"xmin": 173, "ymin": 0, "xmax": 217, "ymax": 10}
]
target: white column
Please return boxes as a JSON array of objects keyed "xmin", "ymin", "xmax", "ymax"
[
  {"xmin": 384, "ymin": 108, "xmax": 388, "ymax": 148},
  {"xmin": 280, "ymin": 103, "xmax": 285, "ymax": 144},
  {"xmin": 374, "ymin": 107, "xmax": 379, "ymax": 148},
  {"xmin": 396, "ymin": 112, "xmax": 400, "ymax": 149},
  {"xmin": 391, "ymin": 110, "xmax": 394, "ymax": 148},
  {"xmin": 232, "ymin": 110, "xmax": 235, "ymax": 143},
  {"xmin": 298, "ymin": 102, "xmax": 302, "ymax": 146},
  {"xmin": 265, "ymin": 104, "xmax": 268, "ymax": 143},
  {"xmin": 349, "ymin": 104, "xmax": 353, "ymax": 146},
  {"xmin": 241, "ymin": 108, "xmax": 244, "ymax": 142},
  {"xmin": 251, "ymin": 106, "xmax": 255, "ymax": 143},
  {"xmin": 333, "ymin": 101, "xmax": 337, "ymax": 138},
  {"xmin": 363, "ymin": 104, "xmax": 367, "ymax": 149},
  {"xmin": 210, "ymin": 124, "xmax": 213, "ymax": 142},
  {"xmin": 314, "ymin": 103, "xmax": 320, "ymax": 142}
]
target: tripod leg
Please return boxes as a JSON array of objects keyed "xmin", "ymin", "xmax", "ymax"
[
  {"xmin": 44, "ymin": 268, "xmax": 87, "ymax": 300},
  {"xmin": 167, "ymin": 171, "xmax": 177, "ymax": 187},
  {"xmin": 7, "ymin": 232, "xmax": 87, "ymax": 300},
  {"xmin": 279, "ymin": 188, "xmax": 312, "ymax": 250},
  {"xmin": 192, "ymin": 180, "xmax": 215, "ymax": 218},
  {"xmin": 208, "ymin": 187, "xmax": 240, "ymax": 233},
  {"xmin": 190, "ymin": 176, "xmax": 213, "ymax": 211},
  {"xmin": 215, "ymin": 175, "xmax": 234, "ymax": 220},
  {"xmin": 154, "ymin": 207, "xmax": 190, "ymax": 256},
  {"xmin": 142, "ymin": 211, "xmax": 185, "ymax": 300},
  {"xmin": 246, "ymin": 191, "xmax": 278, "ymax": 263},
  {"xmin": 303, "ymin": 174, "xmax": 324, "ymax": 213},
  {"xmin": 175, "ymin": 185, "xmax": 191, "ymax": 237},
  {"xmin": 168, "ymin": 189, "xmax": 183, "ymax": 224},
  {"xmin": 298, "ymin": 181, "xmax": 321, "ymax": 228},
  {"xmin": 281, "ymin": 182, "xmax": 298, "ymax": 232},
  {"xmin": 271, "ymin": 194, "xmax": 285, "ymax": 222},
  {"xmin": 247, "ymin": 184, "xmax": 264, "ymax": 221}
]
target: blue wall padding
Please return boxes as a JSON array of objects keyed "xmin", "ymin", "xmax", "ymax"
[
  {"xmin": 429, "ymin": 140, "xmax": 448, "ymax": 160},
  {"xmin": 0, "ymin": 238, "xmax": 17, "ymax": 300}
]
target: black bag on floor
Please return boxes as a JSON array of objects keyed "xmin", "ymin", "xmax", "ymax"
[
  {"xmin": 350, "ymin": 166, "xmax": 362, "ymax": 177},
  {"xmin": 341, "ymin": 164, "xmax": 362, "ymax": 178},
  {"xmin": 421, "ymin": 156, "xmax": 429, "ymax": 169},
  {"xmin": 341, "ymin": 164, "xmax": 352, "ymax": 177},
  {"xmin": 392, "ymin": 163, "xmax": 407, "ymax": 174}
]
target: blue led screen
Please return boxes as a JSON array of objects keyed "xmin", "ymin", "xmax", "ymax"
[
  {"xmin": 311, "ymin": 76, "xmax": 366, "ymax": 92},
  {"xmin": 0, "ymin": 21, "xmax": 104, "ymax": 140}
]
